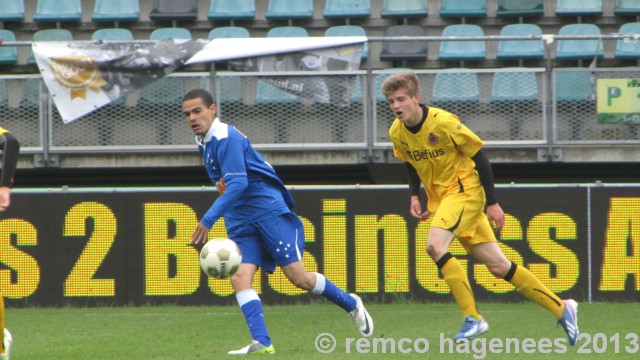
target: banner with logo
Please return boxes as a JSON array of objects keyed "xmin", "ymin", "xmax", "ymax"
[
  {"xmin": 33, "ymin": 39, "xmax": 206, "ymax": 123},
  {"xmin": 33, "ymin": 36, "xmax": 366, "ymax": 123},
  {"xmin": 596, "ymin": 78, "xmax": 640, "ymax": 124}
]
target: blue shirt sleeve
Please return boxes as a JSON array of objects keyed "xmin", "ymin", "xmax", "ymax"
[{"xmin": 200, "ymin": 137, "xmax": 249, "ymax": 228}]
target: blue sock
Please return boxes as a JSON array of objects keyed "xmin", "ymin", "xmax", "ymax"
[
  {"xmin": 236, "ymin": 289, "xmax": 270, "ymax": 347},
  {"xmin": 312, "ymin": 273, "xmax": 357, "ymax": 312}
]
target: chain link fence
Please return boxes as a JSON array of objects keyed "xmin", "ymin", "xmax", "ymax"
[{"xmin": 2, "ymin": 67, "xmax": 640, "ymax": 160}]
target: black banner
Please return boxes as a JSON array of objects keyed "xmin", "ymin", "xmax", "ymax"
[{"xmin": 1, "ymin": 185, "xmax": 638, "ymax": 306}]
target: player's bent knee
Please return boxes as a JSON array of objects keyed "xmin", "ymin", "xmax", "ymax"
[
  {"xmin": 426, "ymin": 243, "xmax": 444, "ymax": 261},
  {"xmin": 230, "ymin": 270, "xmax": 253, "ymax": 291},
  {"xmin": 486, "ymin": 262, "xmax": 509, "ymax": 278},
  {"xmin": 287, "ymin": 272, "xmax": 314, "ymax": 291}
]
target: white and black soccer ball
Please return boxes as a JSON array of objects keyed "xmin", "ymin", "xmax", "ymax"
[{"xmin": 199, "ymin": 238, "xmax": 242, "ymax": 279}]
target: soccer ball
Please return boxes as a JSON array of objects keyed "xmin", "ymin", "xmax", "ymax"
[{"xmin": 199, "ymin": 238, "xmax": 242, "ymax": 279}]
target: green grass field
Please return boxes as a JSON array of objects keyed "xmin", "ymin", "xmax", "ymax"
[{"xmin": 6, "ymin": 302, "xmax": 639, "ymax": 359}]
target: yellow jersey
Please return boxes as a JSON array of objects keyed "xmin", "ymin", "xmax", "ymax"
[{"xmin": 389, "ymin": 106, "xmax": 484, "ymax": 212}]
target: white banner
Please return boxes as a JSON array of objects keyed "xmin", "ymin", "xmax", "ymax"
[
  {"xmin": 33, "ymin": 36, "xmax": 366, "ymax": 123},
  {"xmin": 33, "ymin": 39, "xmax": 206, "ymax": 123}
]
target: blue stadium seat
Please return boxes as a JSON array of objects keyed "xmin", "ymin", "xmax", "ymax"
[
  {"xmin": 20, "ymin": 78, "xmax": 41, "ymax": 109},
  {"xmin": 381, "ymin": 0, "xmax": 428, "ymax": 18},
  {"xmin": 0, "ymin": 79, "xmax": 7, "ymax": 108},
  {"xmin": 256, "ymin": 81, "xmax": 301, "ymax": 104},
  {"xmin": 438, "ymin": 24, "xmax": 485, "ymax": 61},
  {"xmin": 324, "ymin": 0, "xmax": 371, "ymax": 19},
  {"xmin": 556, "ymin": 24, "xmax": 603, "ymax": 60},
  {"xmin": 33, "ymin": 0, "xmax": 81, "ymax": 22},
  {"xmin": 29, "ymin": 29, "xmax": 74, "ymax": 65},
  {"xmin": 555, "ymin": 70, "xmax": 592, "ymax": 102},
  {"xmin": 266, "ymin": 0, "xmax": 313, "ymax": 20},
  {"xmin": 92, "ymin": 0, "xmax": 140, "ymax": 22},
  {"xmin": 432, "ymin": 72, "xmax": 479, "ymax": 103},
  {"xmin": 439, "ymin": 0, "xmax": 486, "ymax": 18},
  {"xmin": 92, "ymin": 28, "xmax": 134, "ymax": 41},
  {"xmin": 149, "ymin": 27, "xmax": 192, "ymax": 40},
  {"xmin": 496, "ymin": 24, "xmax": 544, "ymax": 60},
  {"xmin": 208, "ymin": 0, "xmax": 255, "ymax": 21},
  {"xmin": 0, "ymin": 30, "xmax": 18, "ymax": 64},
  {"xmin": 615, "ymin": 22, "xmax": 640, "ymax": 59},
  {"xmin": 267, "ymin": 26, "xmax": 309, "ymax": 38},
  {"xmin": 491, "ymin": 71, "xmax": 538, "ymax": 102},
  {"xmin": 139, "ymin": 77, "xmax": 185, "ymax": 106},
  {"xmin": 324, "ymin": 25, "xmax": 368, "ymax": 61},
  {"xmin": 149, "ymin": 0, "xmax": 197, "ymax": 22},
  {"xmin": 201, "ymin": 76, "xmax": 244, "ymax": 104},
  {"xmin": 496, "ymin": 0, "xmax": 543, "ymax": 18},
  {"xmin": 0, "ymin": 0, "xmax": 25, "ymax": 22},
  {"xmin": 556, "ymin": 0, "xmax": 602, "ymax": 17},
  {"xmin": 380, "ymin": 25, "xmax": 427, "ymax": 62},
  {"xmin": 209, "ymin": 26, "xmax": 251, "ymax": 39},
  {"xmin": 615, "ymin": 0, "xmax": 640, "ymax": 16}
]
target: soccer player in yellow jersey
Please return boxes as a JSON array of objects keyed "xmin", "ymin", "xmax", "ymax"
[
  {"xmin": 0, "ymin": 126, "xmax": 18, "ymax": 359},
  {"xmin": 381, "ymin": 71, "xmax": 579, "ymax": 345}
]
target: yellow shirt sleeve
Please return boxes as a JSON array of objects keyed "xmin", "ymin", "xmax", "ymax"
[{"xmin": 443, "ymin": 114, "xmax": 483, "ymax": 157}]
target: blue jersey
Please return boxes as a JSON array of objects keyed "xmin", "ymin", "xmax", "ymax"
[{"xmin": 196, "ymin": 118, "xmax": 296, "ymax": 230}]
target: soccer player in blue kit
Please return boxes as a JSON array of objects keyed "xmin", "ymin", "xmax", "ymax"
[{"xmin": 182, "ymin": 89, "xmax": 373, "ymax": 355}]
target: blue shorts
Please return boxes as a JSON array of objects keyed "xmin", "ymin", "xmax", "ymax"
[{"xmin": 228, "ymin": 212, "xmax": 305, "ymax": 274}]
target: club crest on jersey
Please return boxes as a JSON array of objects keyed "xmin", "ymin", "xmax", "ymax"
[{"xmin": 428, "ymin": 132, "xmax": 439, "ymax": 145}]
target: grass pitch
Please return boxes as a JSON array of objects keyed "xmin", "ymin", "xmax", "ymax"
[{"xmin": 6, "ymin": 302, "xmax": 639, "ymax": 359}]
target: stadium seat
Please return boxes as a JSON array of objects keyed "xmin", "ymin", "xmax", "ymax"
[
  {"xmin": 209, "ymin": 26, "xmax": 250, "ymax": 39},
  {"xmin": 266, "ymin": 0, "xmax": 313, "ymax": 20},
  {"xmin": 439, "ymin": 0, "xmax": 486, "ymax": 18},
  {"xmin": 92, "ymin": 0, "xmax": 140, "ymax": 23},
  {"xmin": 496, "ymin": 0, "xmax": 544, "ymax": 18},
  {"xmin": 325, "ymin": 25, "xmax": 368, "ymax": 61},
  {"xmin": 556, "ymin": 24, "xmax": 603, "ymax": 60},
  {"xmin": 0, "ymin": 0, "xmax": 25, "ymax": 22},
  {"xmin": 267, "ymin": 26, "xmax": 309, "ymax": 38},
  {"xmin": 0, "ymin": 79, "xmax": 7, "ymax": 108},
  {"xmin": 33, "ymin": 0, "xmax": 81, "ymax": 22},
  {"xmin": 379, "ymin": 25, "xmax": 427, "ymax": 63},
  {"xmin": 20, "ymin": 78, "xmax": 41, "ymax": 109},
  {"xmin": 491, "ymin": 71, "xmax": 538, "ymax": 103},
  {"xmin": 615, "ymin": 0, "xmax": 640, "ymax": 16},
  {"xmin": 201, "ymin": 76, "xmax": 245, "ymax": 104},
  {"xmin": 0, "ymin": 29, "xmax": 18, "ymax": 64},
  {"xmin": 496, "ymin": 24, "xmax": 544, "ymax": 60},
  {"xmin": 438, "ymin": 24, "xmax": 486, "ymax": 61},
  {"xmin": 556, "ymin": 0, "xmax": 602, "ymax": 17},
  {"xmin": 208, "ymin": 0, "xmax": 255, "ymax": 21},
  {"xmin": 432, "ymin": 72, "xmax": 479, "ymax": 103},
  {"xmin": 149, "ymin": 27, "xmax": 192, "ymax": 40},
  {"xmin": 615, "ymin": 22, "xmax": 640, "ymax": 59},
  {"xmin": 555, "ymin": 70, "xmax": 592, "ymax": 102},
  {"xmin": 324, "ymin": 0, "xmax": 371, "ymax": 19},
  {"xmin": 28, "ymin": 29, "xmax": 74, "ymax": 65},
  {"xmin": 92, "ymin": 28, "xmax": 134, "ymax": 41},
  {"xmin": 381, "ymin": 0, "xmax": 428, "ymax": 18},
  {"xmin": 256, "ymin": 80, "xmax": 301, "ymax": 104},
  {"xmin": 149, "ymin": 0, "xmax": 197, "ymax": 22}
]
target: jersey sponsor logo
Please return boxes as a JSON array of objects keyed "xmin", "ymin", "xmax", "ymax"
[
  {"xmin": 406, "ymin": 148, "xmax": 445, "ymax": 161},
  {"xmin": 428, "ymin": 132, "xmax": 439, "ymax": 145}
]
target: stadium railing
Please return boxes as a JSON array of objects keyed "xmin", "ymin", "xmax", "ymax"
[{"xmin": 2, "ymin": 33, "xmax": 640, "ymax": 168}]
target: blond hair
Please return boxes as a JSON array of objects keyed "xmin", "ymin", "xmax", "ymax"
[{"xmin": 380, "ymin": 71, "xmax": 420, "ymax": 98}]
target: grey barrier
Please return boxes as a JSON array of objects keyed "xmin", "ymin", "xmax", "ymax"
[{"xmin": 1, "ymin": 34, "xmax": 639, "ymax": 167}]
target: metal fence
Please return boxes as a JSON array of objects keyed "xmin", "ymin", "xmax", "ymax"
[
  {"xmin": 3, "ymin": 67, "xmax": 638, "ymax": 150},
  {"xmin": 2, "ymin": 33, "xmax": 640, "ymax": 167}
]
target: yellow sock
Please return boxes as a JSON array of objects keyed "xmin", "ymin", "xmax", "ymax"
[
  {"xmin": 0, "ymin": 296, "xmax": 4, "ymax": 353},
  {"xmin": 506, "ymin": 262, "xmax": 564, "ymax": 319},
  {"xmin": 438, "ymin": 253, "xmax": 481, "ymax": 320}
]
